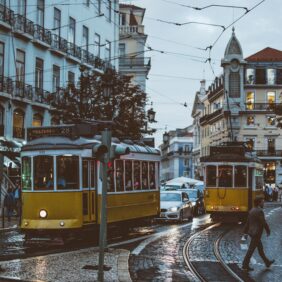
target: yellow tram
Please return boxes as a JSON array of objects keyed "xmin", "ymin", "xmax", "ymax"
[
  {"xmin": 202, "ymin": 142, "xmax": 264, "ymax": 220},
  {"xmin": 20, "ymin": 125, "xmax": 160, "ymax": 238}
]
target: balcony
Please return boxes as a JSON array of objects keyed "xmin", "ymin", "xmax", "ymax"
[
  {"xmin": 245, "ymin": 103, "xmax": 275, "ymax": 111},
  {"xmin": 13, "ymin": 127, "xmax": 25, "ymax": 139},
  {"xmin": 119, "ymin": 57, "xmax": 151, "ymax": 68},
  {"xmin": 14, "ymin": 14, "xmax": 34, "ymax": 39},
  {"xmin": 120, "ymin": 25, "xmax": 144, "ymax": 35},
  {"xmin": 199, "ymin": 108, "xmax": 223, "ymax": 124},
  {"xmin": 34, "ymin": 87, "xmax": 50, "ymax": 104},
  {"xmin": 67, "ymin": 42, "xmax": 82, "ymax": 61},
  {"xmin": 33, "ymin": 24, "xmax": 52, "ymax": 47},
  {"xmin": 51, "ymin": 34, "xmax": 68, "ymax": 55},
  {"xmin": 255, "ymin": 150, "xmax": 282, "ymax": 157},
  {"xmin": 0, "ymin": 4, "xmax": 14, "ymax": 29}
]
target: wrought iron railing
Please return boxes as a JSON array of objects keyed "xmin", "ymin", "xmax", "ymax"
[
  {"xmin": 256, "ymin": 150, "xmax": 282, "ymax": 157},
  {"xmin": 245, "ymin": 103, "xmax": 276, "ymax": 111},
  {"xmin": 34, "ymin": 24, "xmax": 52, "ymax": 45},
  {"xmin": 119, "ymin": 57, "xmax": 151, "ymax": 67},
  {"xmin": 0, "ymin": 3, "xmax": 14, "ymax": 25},
  {"xmin": 14, "ymin": 14, "xmax": 34, "ymax": 36}
]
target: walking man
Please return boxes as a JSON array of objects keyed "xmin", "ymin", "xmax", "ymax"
[{"xmin": 242, "ymin": 196, "xmax": 275, "ymax": 271}]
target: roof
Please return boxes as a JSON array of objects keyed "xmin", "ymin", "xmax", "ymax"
[
  {"xmin": 245, "ymin": 47, "xmax": 282, "ymax": 62},
  {"xmin": 224, "ymin": 28, "xmax": 243, "ymax": 57}
]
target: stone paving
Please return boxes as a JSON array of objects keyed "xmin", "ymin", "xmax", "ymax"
[{"xmin": 0, "ymin": 247, "xmax": 131, "ymax": 282}]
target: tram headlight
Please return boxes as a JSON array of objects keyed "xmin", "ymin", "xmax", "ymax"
[
  {"xmin": 39, "ymin": 209, "xmax": 48, "ymax": 218},
  {"xmin": 169, "ymin": 207, "xmax": 178, "ymax": 212},
  {"xmin": 60, "ymin": 221, "xmax": 65, "ymax": 227}
]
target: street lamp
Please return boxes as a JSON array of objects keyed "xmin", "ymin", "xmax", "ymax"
[
  {"xmin": 147, "ymin": 107, "xmax": 156, "ymax": 123},
  {"xmin": 163, "ymin": 131, "xmax": 169, "ymax": 143}
]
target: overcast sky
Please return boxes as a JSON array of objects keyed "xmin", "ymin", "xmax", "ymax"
[{"xmin": 120, "ymin": 0, "xmax": 282, "ymax": 146}]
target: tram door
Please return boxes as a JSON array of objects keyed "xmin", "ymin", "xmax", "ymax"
[{"xmin": 82, "ymin": 159, "xmax": 96, "ymax": 222}]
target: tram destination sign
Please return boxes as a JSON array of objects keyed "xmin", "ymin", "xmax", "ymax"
[{"xmin": 27, "ymin": 126, "xmax": 75, "ymax": 141}]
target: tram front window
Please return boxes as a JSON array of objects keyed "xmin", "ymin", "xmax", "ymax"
[
  {"xmin": 34, "ymin": 156, "xmax": 54, "ymax": 190},
  {"xmin": 116, "ymin": 160, "xmax": 124, "ymax": 192},
  {"xmin": 142, "ymin": 161, "xmax": 149, "ymax": 189},
  {"xmin": 22, "ymin": 157, "xmax": 32, "ymax": 191},
  {"xmin": 235, "ymin": 166, "xmax": 247, "ymax": 187},
  {"xmin": 149, "ymin": 162, "xmax": 156, "ymax": 189},
  {"xmin": 206, "ymin": 165, "xmax": 216, "ymax": 187},
  {"xmin": 57, "ymin": 156, "xmax": 79, "ymax": 190},
  {"xmin": 218, "ymin": 165, "xmax": 233, "ymax": 187},
  {"xmin": 125, "ymin": 160, "xmax": 133, "ymax": 191}
]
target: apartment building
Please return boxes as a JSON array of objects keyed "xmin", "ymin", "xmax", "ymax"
[
  {"xmin": 118, "ymin": 4, "xmax": 151, "ymax": 91},
  {"xmin": 160, "ymin": 126, "xmax": 194, "ymax": 181},
  {"xmin": 198, "ymin": 28, "xmax": 282, "ymax": 185},
  {"xmin": 0, "ymin": 0, "xmax": 119, "ymax": 163}
]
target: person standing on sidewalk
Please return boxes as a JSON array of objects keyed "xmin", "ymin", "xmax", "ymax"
[
  {"xmin": 242, "ymin": 196, "xmax": 275, "ymax": 271},
  {"xmin": 4, "ymin": 187, "xmax": 15, "ymax": 222},
  {"xmin": 13, "ymin": 181, "xmax": 21, "ymax": 216}
]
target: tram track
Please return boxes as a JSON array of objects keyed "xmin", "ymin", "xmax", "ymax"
[{"xmin": 183, "ymin": 223, "xmax": 244, "ymax": 282}]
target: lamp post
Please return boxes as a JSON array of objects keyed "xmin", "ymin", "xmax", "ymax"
[
  {"xmin": 163, "ymin": 131, "xmax": 169, "ymax": 143},
  {"xmin": 98, "ymin": 75, "xmax": 112, "ymax": 282}
]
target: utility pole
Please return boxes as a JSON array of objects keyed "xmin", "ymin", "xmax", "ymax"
[{"xmin": 98, "ymin": 128, "xmax": 112, "ymax": 282}]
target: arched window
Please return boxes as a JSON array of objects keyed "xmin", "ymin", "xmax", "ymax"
[
  {"xmin": 13, "ymin": 108, "xmax": 25, "ymax": 139},
  {"xmin": 32, "ymin": 113, "xmax": 43, "ymax": 127}
]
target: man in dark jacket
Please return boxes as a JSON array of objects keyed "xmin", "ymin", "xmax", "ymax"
[{"xmin": 242, "ymin": 196, "xmax": 275, "ymax": 271}]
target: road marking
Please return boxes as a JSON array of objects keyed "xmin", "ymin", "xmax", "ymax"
[{"xmin": 132, "ymin": 221, "xmax": 193, "ymax": 255}]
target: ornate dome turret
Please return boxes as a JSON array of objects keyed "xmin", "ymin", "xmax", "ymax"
[{"xmin": 224, "ymin": 27, "xmax": 243, "ymax": 59}]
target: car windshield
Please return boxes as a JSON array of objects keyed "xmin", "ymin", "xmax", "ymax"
[
  {"xmin": 161, "ymin": 193, "xmax": 181, "ymax": 202},
  {"xmin": 187, "ymin": 190, "xmax": 198, "ymax": 199}
]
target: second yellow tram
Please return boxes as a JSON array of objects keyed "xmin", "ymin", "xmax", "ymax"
[{"xmin": 202, "ymin": 142, "xmax": 264, "ymax": 220}]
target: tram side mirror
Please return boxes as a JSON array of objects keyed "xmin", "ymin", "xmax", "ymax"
[{"xmin": 93, "ymin": 143, "xmax": 108, "ymax": 162}]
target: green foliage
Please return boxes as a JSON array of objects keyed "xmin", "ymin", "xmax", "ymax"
[{"xmin": 51, "ymin": 68, "xmax": 148, "ymax": 140}]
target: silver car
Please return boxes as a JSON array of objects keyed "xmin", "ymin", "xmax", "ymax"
[{"xmin": 159, "ymin": 191, "xmax": 193, "ymax": 222}]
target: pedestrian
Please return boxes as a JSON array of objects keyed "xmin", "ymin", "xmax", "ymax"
[
  {"xmin": 242, "ymin": 196, "xmax": 275, "ymax": 271},
  {"xmin": 273, "ymin": 186, "xmax": 279, "ymax": 201},
  {"xmin": 13, "ymin": 181, "xmax": 21, "ymax": 216},
  {"xmin": 4, "ymin": 187, "xmax": 15, "ymax": 222},
  {"xmin": 264, "ymin": 185, "xmax": 269, "ymax": 201}
]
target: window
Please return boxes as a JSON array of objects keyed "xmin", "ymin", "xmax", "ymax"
[
  {"xmin": 57, "ymin": 156, "xmax": 79, "ymax": 190},
  {"xmin": 82, "ymin": 160, "xmax": 89, "ymax": 188},
  {"xmin": 267, "ymin": 91, "xmax": 275, "ymax": 104},
  {"xmin": 149, "ymin": 162, "xmax": 156, "ymax": 189},
  {"xmin": 141, "ymin": 162, "xmax": 148, "ymax": 189},
  {"xmin": 267, "ymin": 69, "xmax": 275, "ymax": 85},
  {"xmin": 119, "ymin": 43, "xmax": 125, "ymax": 58},
  {"xmin": 68, "ymin": 17, "xmax": 76, "ymax": 44},
  {"xmin": 119, "ymin": 13, "xmax": 126, "ymax": 25},
  {"xmin": 245, "ymin": 138, "xmax": 255, "ymax": 150},
  {"xmin": 234, "ymin": 166, "xmax": 247, "ymax": 187},
  {"xmin": 267, "ymin": 116, "xmax": 275, "ymax": 126},
  {"xmin": 105, "ymin": 40, "xmax": 111, "ymax": 61},
  {"xmin": 107, "ymin": 0, "xmax": 111, "ymax": 21},
  {"xmin": 206, "ymin": 166, "xmax": 216, "ymax": 187},
  {"xmin": 37, "ymin": 0, "xmax": 44, "ymax": 26},
  {"xmin": 133, "ymin": 161, "xmax": 141, "ymax": 190},
  {"xmin": 256, "ymin": 68, "xmax": 266, "ymax": 84},
  {"xmin": 34, "ymin": 156, "xmax": 54, "ymax": 190},
  {"xmin": 247, "ymin": 116, "xmax": 255, "ymax": 126},
  {"xmin": 245, "ymin": 68, "xmax": 255, "ymax": 84},
  {"xmin": 17, "ymin": 0, "xmax": 26, "ymax": 16},
  {"xmin": 218, "ymin": 165, "xmax": 232, "ymax": 188},
  {"xmin": 16, "ymin": 49, "xmax": 25, "ymax": 85},
  {"xmin": 276, "ymin": 69, "xmax": 282, "ymax": 84},
  {"xmin": 0, "ymin": 42, "xmax": 4, "ymax": 80},
  {"xmin": 246, "ymin": 91, "xmax": 254, "ymax": 110},
  {"xmin": 125, "ymin": 160, "xmax": 133, "ymax": 191},
  {"xmin": 35, "ymin": 58, "xmax": 43, "ymax": 90},
  {"xmin": 94, "ymin": 33, "xmax": 100, "ymax": 57},
  {"xmin": 184, "ymin": 159, "xmax": 189, "ymax": 167},
  {"xmin": 68, "ymin": 71, "xmax": 75, "ymax": 85},
  {"xmin": 115, "ymin": 160, "xmax": 124, "ymax": 192},
  {"xmin": 229, "ymin": 72, "xmax": 240, "ymax": 98},
  {"xmin": 53, "ymin": 8, "xmax": 61, "ymax": 36},
  {"xmin": 13, "ymin": 108, "xmax": 25, "ymax": 139},
  {"xmin": 267, "ymin": 138, "xmax": 275, "ymax": 153},
  {"xmin": 32, "ymin": 113, "xmax": 43, "ymax": 127},
  {"xmin": 82, "ymin": 25, "xmax": 89, "ymax": 52},
  {"xmin": 52, "ymin": 65, "xmax": 60, "ymax": 92},
  {"xmin": 22, "ymin": 157, "xmax": 32, "ymax": 191}
]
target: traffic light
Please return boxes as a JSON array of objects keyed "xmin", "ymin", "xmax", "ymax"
[
  {"xmin": 110, "ymin": 144, "xmax": 130, "ymax": 160},
  {"xmin": 92, "ymin": 143, "xmax": 108, "ymax": 162}
]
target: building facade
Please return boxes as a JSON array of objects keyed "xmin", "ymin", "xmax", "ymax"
[
  {"xmin": 198, "ymin": 28, "xmax": 282, "ymax": 186},
  {"xmin": 160, "ymin": 126, "xmax": 194, "ymax": 181},
  {"xmin": 0, "ymin": 0, "xmax": 119, "ymax": 161},
  {"xmin": 118, "ymin": 4, "xmax": 151, "ymax": 91}
]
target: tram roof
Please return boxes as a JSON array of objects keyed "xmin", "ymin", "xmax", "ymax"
[
  {"xmin": 21, "ymin": 136, "xmax": 160, "ymax": 155},
  {"xmin": 200, "ymin": 153, "xmax": 261, "ymax": 163}
]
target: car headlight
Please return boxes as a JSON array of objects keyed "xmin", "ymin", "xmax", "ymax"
[
  {"xmin": 39, "ymin": 209, "xmax": 48, "ymax": 218},
  {"xmin": 191, "ymin": 201, "xmax": 197, "ymax": 207},
  {"xmin": 169, "ymin": 207, "xmax": 178, "ymax": 212}
]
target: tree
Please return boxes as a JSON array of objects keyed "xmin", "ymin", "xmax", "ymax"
[{"xmin": 50, "ymin": 68, "xmax": 148, "ymax": 140}]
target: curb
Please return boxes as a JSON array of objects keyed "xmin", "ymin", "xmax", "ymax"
[{"xmin": 117, "ymin": 250, "xmax": 132, "ymax": 282}]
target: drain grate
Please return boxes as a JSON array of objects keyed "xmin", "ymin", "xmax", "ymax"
[{"xmin": 82, "ymin": 265, "xmax": 112, "ymax": 271}]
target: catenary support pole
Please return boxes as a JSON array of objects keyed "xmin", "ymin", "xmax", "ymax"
[{"xmin": 98, "ymin": 128, "xmax": 112, "ymax": 282}]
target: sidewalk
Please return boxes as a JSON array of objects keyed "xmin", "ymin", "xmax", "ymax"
[
  {"xmin": 0, "ymin": 247, "xmax": 131, "ymax": 282},
  {"xmin": 0, "ymin": 217, "xmax": 19, "ymax": 230}
]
